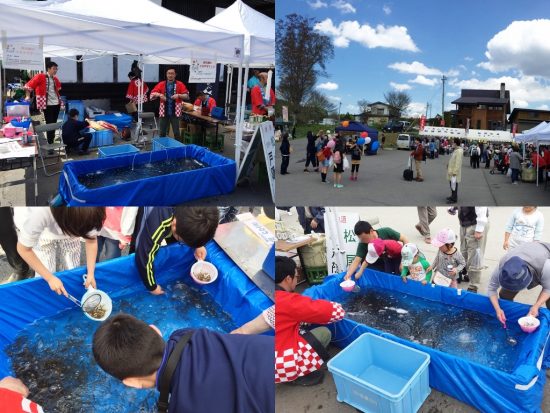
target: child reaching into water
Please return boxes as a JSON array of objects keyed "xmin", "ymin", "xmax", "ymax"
[
  {"xmin": 430, "ymin": 228, "xmax": 466, "ymax": 288},
  {"xmin": 400, "ymin": 243, "xmax": 432, "ymax": 285}
]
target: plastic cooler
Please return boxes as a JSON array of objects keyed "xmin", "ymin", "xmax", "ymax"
[
  {"xmin": 98, "ymin": 144, "xmax": 140, "ymax": 158},
  {"xmin": 89, "ymin": 130, "xmax": 114, "ymax": 148},
  {"xmin": 152, "ymin": 137, "xmax": 185, "ymax": 151},
  {"xmin": 5, "ymin": 102, "xmax": 30, "ymax": 117},
  {"xmin": 298, "ymin": 237, "xmax": 328, "ymax": 284},
  {"xmin": 328, "ymin": 333, "xmax": 430, "ymax": 413},
  {"xmin": 66, "ymin": 100, "xmax": 85, "ymax": 121}
]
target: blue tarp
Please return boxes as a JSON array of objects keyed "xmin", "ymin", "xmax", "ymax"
[
  {"xmin": 94, "ymin": 113, "xmax": 133, "ymax": 129},
  {"xmin": 59, "ymin": 145, "xmax": 236, "ymax": 205},
  {"xmin": 335, "ymin": 121, "xmax": 379, "ymax": 154},
  {"xmin": 0, "ymin": 242, "xmax": 272, "ymax": 378},
  {"xmin": 304, "ymin": 270, "xmax": 550, "ymax": 413}
]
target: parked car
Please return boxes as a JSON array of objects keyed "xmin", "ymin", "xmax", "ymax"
[
  {"xmin": 396, "ymin": 134, "xmax": 413, "ymax": 150},
  {"xmin": 382, "ymin": 120, "xmax": 404, "ymax": 132}
]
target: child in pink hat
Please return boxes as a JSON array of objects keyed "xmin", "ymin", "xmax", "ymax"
[{"xmin": 431, "ymin": 228, "xmax": 466, "ymax": 288}]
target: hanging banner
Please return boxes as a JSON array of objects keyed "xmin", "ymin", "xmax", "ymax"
[
  {"xmin": 259, "ymin": 121, "xmax": 275, "ymax": 202},
  {"xmin": 282, "ymin": 106, "xmax": 289, "ymax": 123},
  {"xmin": 419, "ymin": 115, "xmax": 426, "ymax": 131},
  {"xmin": 188, "ymin": 58, "xmax": 217, "ymax": 83},
  {"xmin": 2, "ymin": 43, "xmax": 43, "ymax": 71},
  {"xmin": 324, "ymin": 209, "xmax": 360, "ymax": 274}
]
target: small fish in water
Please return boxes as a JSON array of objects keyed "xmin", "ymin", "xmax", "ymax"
[
  {"xmin": 384, "ymin": 306, "xmax": 409, "ymax": 314},
  {"xmin": 194, "ymin": 271, "xmax": 211, "ymax": 282},
  {"xmin": 87, "ymin": 304, "xmax": 106, "ymax": 319}
]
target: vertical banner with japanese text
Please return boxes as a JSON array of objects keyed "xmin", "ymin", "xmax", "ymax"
[
  {"xmin": 324, "ymin": 209, "xmax": 360, "ymax": 274},
  {"xmin": 259, "ymin": 121, "xmax": 275, "ymax": 202}
]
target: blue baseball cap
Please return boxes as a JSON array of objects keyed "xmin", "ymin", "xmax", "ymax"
[{"xmin": 499, "ymin": 256, "xmax": 533, "ymax": 291}]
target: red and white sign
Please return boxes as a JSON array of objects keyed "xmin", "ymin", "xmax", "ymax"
[{"xmin": 420, "ymin": 115, "xmax": 426, "ymax": 131}]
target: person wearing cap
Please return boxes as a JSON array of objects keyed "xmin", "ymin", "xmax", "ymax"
[
  {"xmin": 401, "ymin": 243, "xmax": 433, "ymax": 285},
  {"xmin": 275, "ymin": 256, "xmax": 345, "ymax": 386},
  {"xmin": 193, "ymin": 92, "xmax": 217, "ymax": 114},
  {"xmin": 431, "ymin": 228, "xmax": 466, "ymax": 288},
  {"xmin": 488, "ymin": 241, "xmax": 550, "ymax": 325},
  {"xmin": 364, "ymin": 238, "xmax": 403, "ymax": 275},
  {"xmin": 344, "ymin": 221, "xmax": 408, "ymax": 280}
]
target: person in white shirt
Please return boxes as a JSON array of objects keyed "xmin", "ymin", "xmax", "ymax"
[
  {"xmin": 503, "ymin": 206, "xmax": 544, "ymax": 250},
  {"xmin": 14, "ymin": 207, "xmax": 105, "ymax": 296}
]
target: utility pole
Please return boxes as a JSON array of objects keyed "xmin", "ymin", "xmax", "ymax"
[
  {"xmin": 425, "ymin": 102, "xmax": 430, "ymax": 118},
  {"xmin": 337, "ymin": 101, "xmax": 342, "ymax": 121},
  {"xmin": 441, "ymin": 75, "xmax": 447, "ymax": 118}
]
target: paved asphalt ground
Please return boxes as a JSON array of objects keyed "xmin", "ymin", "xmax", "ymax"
[
  {"xmin": 276, "ymin": 207, "xmax": 550, "ymax": 413},
  {"xmin": 0, "ymin": 135, "xmax": 271, "ymax": 206},
  {"xmin": 276, "ymin": 139, "xmax": 550, "ymax": 206}
]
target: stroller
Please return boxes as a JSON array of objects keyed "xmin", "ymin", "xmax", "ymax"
[{"xmin": 490, "ymin": 151, "xmax": 507, "ymax": 174}]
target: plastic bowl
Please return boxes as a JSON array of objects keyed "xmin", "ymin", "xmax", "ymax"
[
  {"xmin": 190, "ymin": 261, "xmax": 218, "ymax": 285},
  {"xmin": 82, "ymin": 287, "xmax": 112, "ymax": 322},
  {"xmin": 518, "ymin": 316, "xmax": 540, "ymax": 333},
  {"xmin": 340, "ymin": 279, "xmax": 356, "ymax": 292}
]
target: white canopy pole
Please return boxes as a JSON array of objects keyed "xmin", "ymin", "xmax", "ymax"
[
  {"xmin": 537, "ymin": 141, "xmax": 540, "ymax": 187},
  {"xmin": 225, "ymin": 64, "xmax": 231, "ymax": 116},
  {"xmin": 234, "ymin": 37, "xmax": 244, "ymax": 181}
]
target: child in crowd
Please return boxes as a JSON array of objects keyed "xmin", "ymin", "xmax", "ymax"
[
  {"xmin": 365, "ymin": 237, "xmax": 403, "ymax": 275},
  {"xmin": 96, "ymin": 207, "xmax": 138, "ymax": 262},
  {"xmin": 503, "ymin": 206, "xmax": 545, "ymax": 250},
  {"xmin": 92, "ymin": 313, "xmax": 273, "ymax": 413},
  {"xmin": 15, "ymin": 207, "xmax": 105, "ymax": 296},
  {"xmin": 431, "ymin": 228, "xmax": 466, "ymax": 288},
  {"xmin": 400, "ymin": 243, "xmax": 432, "ymax": 284}
]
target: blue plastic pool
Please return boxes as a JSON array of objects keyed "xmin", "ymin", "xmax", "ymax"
[{"xmin": 304, "ymin": 270, "xmax": 550, "ymax": 413}]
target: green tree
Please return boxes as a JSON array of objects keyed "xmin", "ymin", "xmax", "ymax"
[
  {"xmin": 276, "ymin": 14, "xmax": 334, "ymax": 122},
  {"xmin": 384, "ymin": 91, "xmax": 412, "ymax": 119},
  {"xmin": 304, "ymin": 90, "xmax": 337, "ymax": 122}
]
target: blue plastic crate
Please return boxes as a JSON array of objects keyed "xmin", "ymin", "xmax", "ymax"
[
  {"xmin": 89, "ymin": 129, "xmax": 114, "ymax": 148},
  {"xmin": 66, "ymin": 100, "xmax": 85, "ymax": 121},
  {"xmin": 152, "ymin": 137, "xmax": 185, "ymax": 151},
  {"xmin": 98, "ymin": 144, "xmax": 140, "ymax": 158},
  {"xmin": 328, "ymin": 333, "xmax": 430, "ymax": 413}
]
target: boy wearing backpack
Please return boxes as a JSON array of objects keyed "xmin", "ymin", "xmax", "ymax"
[{"xmin": 350, "ymin": 137, "xmax": 362, "ymax": 181}]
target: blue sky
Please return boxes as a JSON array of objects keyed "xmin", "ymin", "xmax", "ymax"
[{"xmin": 277, "ymin": 0, "xmax": 550, "ymax": 117}]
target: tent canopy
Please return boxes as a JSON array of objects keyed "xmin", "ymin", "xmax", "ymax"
[
  {"xmin": 206, "ymin": 0, "xmax": 274, "ymax": 66},
  {"xmin": 516, "ymin": 121, "xmax": 550, "ymax": 143},
  {"xmin": 335, "ymin": 121, "xmax": 379, "ymax": 138},
  {"xmin": 0, "ymin": 0, "xmax": 244, "ymax": 64}
]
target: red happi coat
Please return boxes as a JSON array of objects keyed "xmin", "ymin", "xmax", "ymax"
[
  {"xmin": 24, "ymin": 73, "xmax": 62, "ymax": 110},
  {"xmin": 150, "ymin": 80, "xmax": 189, "ymax": 117},
  {"xmin": 251, "ymin": 84, "xmax": 276, "ymax": 115},
  {"xmin": 275, "ymin": 289, "xmax": 345, "ymax": 383},
  {"xmin": 126, "ymin": 78, "xmax": 149, "ymax": 104},
  {"xmin": 0, "ymin": 388, "xmax": 43, "ymax": 413}
]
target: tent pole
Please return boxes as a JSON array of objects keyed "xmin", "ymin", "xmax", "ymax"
[
  {"xmin": 234, "ymin": 37, "xmax": 245, "ymax": 181},
  {"xmin": 137, "ymin": 55, "xmax": 143, "ymax": 142},
  {"xmin": 225, "ymin": 64, "xmax": 231, "ymax": 117},
  {"xmin": 537, "ymin": 141, "xmax": 540, "ymax": 187}
]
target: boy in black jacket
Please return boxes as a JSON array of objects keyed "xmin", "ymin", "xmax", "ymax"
[{"xmin": 61, "ymin": 108, "xmax": 92, "ymax": 155}]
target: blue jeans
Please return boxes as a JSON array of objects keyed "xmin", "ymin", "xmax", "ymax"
[{"xmin": 96, "ymin": 236, "xmax": 121, "ymax": 262}]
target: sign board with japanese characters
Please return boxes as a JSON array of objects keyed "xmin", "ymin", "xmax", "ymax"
[
  {"xmin": 188, "ymin": 58, "xmax": 217, "ymax": 83},
  {"xmin": 259, "ymin": 121, "xmax": 275, "ymax": 202},
  {"xmin": 3, "ymin": 43, "xmax": 43, "ymax": 71},
  {"xmin": 324, "ymin": 209, "xmax": 360, "ymax": 274}
]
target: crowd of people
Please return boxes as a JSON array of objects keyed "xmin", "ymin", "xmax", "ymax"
[
  {"xmin": 0, "ymin": 206, "xmax": 274, "ymax": 413},
  {"xmin": 275, "ymin": 206, "xmax": 547, "ymax": 386}
]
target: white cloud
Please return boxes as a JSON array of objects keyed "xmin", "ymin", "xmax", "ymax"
[
  {"xmin": 317, "ymin": 82, "xmax": 339, "ymax": 90},
  {"xmin": 478, "ymin": 19, "xmax": 550, "ymax": 78},
  {"xmin": 451, "ymin": 75, "xmax": 550, "ymax": 107},
  {"xmin": 328, "ymin": 95, "xmax": 342, "ymax": 101},
  {"xmin": 446, "ymin": 92, "xmax": 458, "ymax": 98},
  {"xmin": 346, "ymin": 104, "xmax": 360, "ymax": 113},
  {"xmin": 536, "ymin": 104, "xmax": 550, "ymax": 110},
  {"xmin": 409, "ymin": 75, "xmax": 438, "ymax": 86},
  {"xmin": 390, "ymin": 82, "xmax": 412, "ymax": 91},
  {"xmin": 383, "ymin": 5, "xmax": 392, "ymax": 15},
  {"xmin": 406, "ymin": 102, "xmax": 427, "ymax": 117},
  {"xmin": 315, "ymin": 18, "xmax": 419, "ymax": 51},
  {"xmin": 458, "ymin": 65, "xmax": 468, "ymax": 72},
  {"xmin": 388, "ymin": 61, "xmax": 441, "ymax": 76},
  {"xmin": 332, "ymin": 0, "xmax": 356, "ymax": 14},
  {"xmin": 307, "ymin": 0, "xmax": 328, "ymax": 9},
  {"xmin": 446, "ymin": 69, "xmax": 460, "ymax": 77},
  {"xmin": 464, "ymin": 56, "xmax": 474, "ymax": 62}
]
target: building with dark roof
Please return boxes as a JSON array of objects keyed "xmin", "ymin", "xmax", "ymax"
[
  {"xmin": 451, "ymin": 83, "xmax": 510, "ymax": 130},
  {"xmin": 508, "ymin": 108, "xmax": 550, "ymax": 133}
]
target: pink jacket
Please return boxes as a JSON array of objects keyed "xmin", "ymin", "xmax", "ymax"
[{"xmin": 101, "ymin": 207, "xmax": 138, "ymax": 243}]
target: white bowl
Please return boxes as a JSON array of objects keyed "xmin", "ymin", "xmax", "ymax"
[
  {"xmin": 190, "ymin": 261, "xmax": 218, "ymax": 285},
  {"xmin": 518, "ymin": 316, "xmax": 540, "ymax": 333},
  {"xmin": 340, "ymin": 279, "xmax": 356, "ymax": 292},
  {"xmin": 82, "ymin": 287, "xmax": 112, "ymax": 322}
]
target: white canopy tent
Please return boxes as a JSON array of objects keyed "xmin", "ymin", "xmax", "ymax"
[
  {"xmin": 0, "ymin": 0, "xmax": 254, "ymax": 180},
  {"xmin": 512, "ymin": 122, "xmax": 550, "ymax": 186},
  {"xmin": 206, "ymin": 0, "xmax": 275, "ymax": 170}
]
